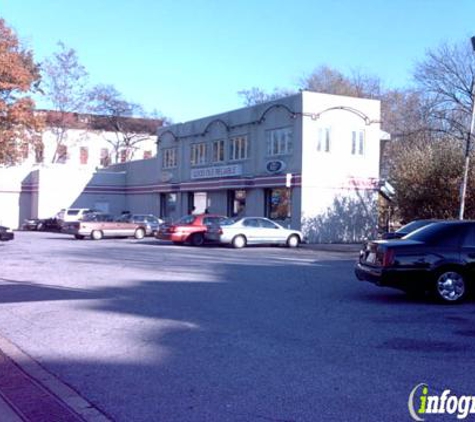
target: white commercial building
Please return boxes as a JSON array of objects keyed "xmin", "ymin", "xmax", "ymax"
[{"xmin": 0, "ymin": 92, "xmax": 382, "ymax": 242}]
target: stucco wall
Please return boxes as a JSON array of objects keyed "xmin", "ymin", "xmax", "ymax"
[{"xmin": 300, "ymin": 92, "xmax": 381, "ymax": 242}]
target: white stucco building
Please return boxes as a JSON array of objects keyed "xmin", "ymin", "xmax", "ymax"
[{"xmin": 0, "ymin": 92, "xmax": 382, "ymax": 242}]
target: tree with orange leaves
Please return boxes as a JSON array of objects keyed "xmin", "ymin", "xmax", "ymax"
[{"xmin": 0, "ymin": 18, "xmax": 43, "ymax": 165}]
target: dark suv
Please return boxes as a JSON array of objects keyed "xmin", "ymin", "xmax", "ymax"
[{"xmin": 355, "ymin": 220, "xmax": 475, "ymax": 303}]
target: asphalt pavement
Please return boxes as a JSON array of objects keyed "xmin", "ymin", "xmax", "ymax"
[{"xmin": 1, "ymin": 231, "xmax": 474, "ymax": 421}]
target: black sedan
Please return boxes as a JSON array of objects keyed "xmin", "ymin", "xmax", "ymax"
[
  {"xmin": 355, "ymin": 220, "xmax": 475, "ymax": 303},
  {"xmin": 0, "ymin": 225, "xmax": 14, "ymax": 241}
]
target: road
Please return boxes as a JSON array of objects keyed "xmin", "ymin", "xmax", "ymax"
[{"xmin": 1, "ymin": 232, "xmax": 474, "ymax": 421}]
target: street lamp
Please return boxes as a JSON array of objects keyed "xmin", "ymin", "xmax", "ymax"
[{"xmin": 458, "ymin": 36, "xmax": 475, "ymax": 220}]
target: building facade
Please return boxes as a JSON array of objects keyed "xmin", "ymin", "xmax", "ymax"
[
  {"xmin": 123, "ymin": 91, "xmax": 382, "ymax": 242},
  {"xmin": 1, "ymin": 92, "xmax": 382, "ymax": 242}
]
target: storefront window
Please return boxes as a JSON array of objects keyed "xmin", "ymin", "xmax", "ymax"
[{"xmin": 266, "ymin": 188, "xmax": 290, "ymax": 220}]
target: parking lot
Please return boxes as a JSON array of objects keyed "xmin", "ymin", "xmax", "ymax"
[{"xmin": 1, "ymin": 231, "xmax": 475, "ymax": 421}]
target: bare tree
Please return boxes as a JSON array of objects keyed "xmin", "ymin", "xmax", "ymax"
[
  {"xmin": 41, "ymin": 42, "xmax": 89, "ymax": 163},
  {"xmin": 237, "ymin": 87, "xmax": 296, "ymax": 106},
  {"xmin": 300, "ymin": 65, "xmax": 382, "ymax": 99},
  {"xmin": 88, "ymin": 84, "xmax": 162, "ymax": 163},
  {"xmin": 414, "ymin": 40, "xmax": 475, "ymax": 141}
]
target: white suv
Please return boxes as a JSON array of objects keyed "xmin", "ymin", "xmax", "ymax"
[{"xmin": 56, "ymin": 208, "xmax": 96, "ymax": 224}]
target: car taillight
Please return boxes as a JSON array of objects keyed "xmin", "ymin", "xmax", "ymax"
[
  {"xmin": 169, "ymin": 226, "xmax": 176, "ymax": 233},
  {"xmin": 382, "ymin": 249, "xmax": 395, "ymax": 267},
  {"xmin": 218, "ymin": 228, "xmax": 223, "ymax": 235}
]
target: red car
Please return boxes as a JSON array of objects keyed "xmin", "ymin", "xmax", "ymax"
[{"xmin": 156, "ymin": 214, "xmax": 228, "ymax": 246}]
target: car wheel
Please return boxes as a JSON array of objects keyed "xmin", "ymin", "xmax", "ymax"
[
  {"xmin": 74, "ymin": 234, "xmax": 85, "ymax": 240},
  {"xmin": 287, "ymin": 235, "xmax": 300, "ymax": 248},
  {"xmin": 190, "ymin": 233, "xmax": 205, "ymax": 246},
  {"xmin": 134, "ymin": 228, "xmax": 145, "ymax": 239},
  {"xmin": 232, "ymin": 235, "xmax": 246, "ymax": 249},
  {"xmin": 91, "ymin": 230, "xmax": 103, "ymax": 240},
  {"xmin": 433, "ymin": 269, "xmax": 468, "ymax": 303}
]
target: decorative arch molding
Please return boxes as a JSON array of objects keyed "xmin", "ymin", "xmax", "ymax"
[
  {"xmin": 202, "ymin": 118, "xmax": 230, "ymax": 136},
  {"xmin": 257, "ymin": 103, "xmax": 297, "ymax": 124},
  {"xmin": 157, "ymin": 129, "xmax": 179, "ymax": 143},
  {"xmin": 304, "ymin": 106, "xmax": 378, "ymax": 126}
]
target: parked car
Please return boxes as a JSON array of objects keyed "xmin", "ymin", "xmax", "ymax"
[
  {"xmin": 0, "ymin": 225, "xmax": 14, "ymax": 241},
  {"xmin": 155, "ymin": 214, "xmax": 228, "ymax": 246},
  {"xmin": 205, "ymin": 217, "xmax": 303, "ymax": 248},
  {"xmin": 63, "ymin": 213, "xmax": 147, "ymax": 240},
  {"xmin": 380, "ymin": 219, "xmax": 438, "ymax": 239},
  {"xmin": 117, "ymin": 214, "xmax": 163, "ymax": 236},
  {"xmin": 22, "ymin": 217, "xmax": 62, "ymax": 232},
  {"xmin": 355, "ymin": 220, "xmax": 475, "ymax": 303}
]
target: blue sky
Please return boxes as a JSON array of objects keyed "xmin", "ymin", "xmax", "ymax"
[{"xmin": 3, "ymin": 0, "xmax": 475, "ymax": 122}]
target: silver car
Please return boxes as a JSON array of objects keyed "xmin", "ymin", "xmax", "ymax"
[{"xmin": 205, "ymin": 217, "xmax": 303, "ymax": 248}]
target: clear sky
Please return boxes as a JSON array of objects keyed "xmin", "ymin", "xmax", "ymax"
[{"xmin": 3, "ymin": 0, "xmax": 475, "ymax": 122}]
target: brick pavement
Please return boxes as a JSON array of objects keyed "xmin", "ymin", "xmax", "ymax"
[{"xmin": 0, "ymin": 335, "xmax": 111, "ymax": 422}]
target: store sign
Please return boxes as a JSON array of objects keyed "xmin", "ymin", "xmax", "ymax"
[
  {"xmin": 160, "ymin": 171, "xmax": 173, "ymax": 182},
  {"xmin": 191, "ymin": 164, "xmax": 243, "ymax": 180},
  {"xmin": 266, "ymin": 160, "xmax": 286, "ymax": 174}
]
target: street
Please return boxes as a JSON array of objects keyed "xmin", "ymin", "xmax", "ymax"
[{"xmin": 1, "ymin": 232, "xmax": 474, "ymax": 421}]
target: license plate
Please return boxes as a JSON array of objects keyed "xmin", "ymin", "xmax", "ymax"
[{"xmin": 366, "ymin": 252, "xmax": 376, "ymax": 264}]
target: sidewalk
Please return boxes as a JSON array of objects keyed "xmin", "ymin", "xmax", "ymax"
[
  {"xmin": 0, "ymin": 334, "xmax": 111, "ymax": 422},
  {"xmin": 0, "ymin": 396, "xmax": 22, "ymax": 422}
]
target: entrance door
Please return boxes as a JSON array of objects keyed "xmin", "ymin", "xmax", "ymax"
[
  {"xmin": 227, "ymin": 190, "xmax": 246, "ymax": 217},
  {"xmin": 190, "ymin": 192, "xmax": 208, "ymax": 214}
]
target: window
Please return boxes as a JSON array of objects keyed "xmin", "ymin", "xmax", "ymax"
[
  {"xmin": 243, "ymin": 218, "xmax": 260, "ymax": 228},
  {"xmin": 191, "ymin": 143, "xmax": 207, "ymax": 165},
  {"xmin": 317, "ymin": 127, "xmax": 331, "ymax": 153},
  {"xmin": 266, "ymin": 127, "xmax": 293, "ymax": 156},
  {"xmin": 351, "ymin": 130, "xmax": 365, "ymax": 155},
  {"xmin": 80, "ymin": 146, "xmax": 89, "ymax": 165},
  {"xmin": 100, "ymin": 149, "xmax": 111, "ymax": 167},
  {"xmin": 163, "ymin": 148, "xmax": 177, "ymax": 169},
  {"xmin": 229, "ymin": 135, "xmax": 249, "ymax": 161},
  {"xmin": 35, "ymin": 143, "xmax": 44, "ymax": 164},
  {"xmin": 212, "ymin": 140, "xmax": 225, "ymax": 163},
  {"xmin": 259, "ymin": 218, "xmax": 279, "ymax": 229},
  {"xmin": 266, "ymin": 188, "xmax": 290, "ymax": 220},
  {"xmin": 120, "ymin": 149, "xmax": 128, "ymax": 163},
  {"xmin": 57, "ymin": 145, "xmax": 68, "ymax": 163}
]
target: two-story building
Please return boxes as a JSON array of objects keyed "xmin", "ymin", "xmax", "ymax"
[
  {"xmin": 121, "ymin": 91, "xmax": 382, "ymax": 242},
  {"xmin": 1, "ymin": 91, "xmax": 382, "ymax": 242}
]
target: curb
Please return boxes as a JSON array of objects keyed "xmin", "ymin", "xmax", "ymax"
[{"xmin": 0, "ymin": 333, "xmax": 112, "ymax": 422}]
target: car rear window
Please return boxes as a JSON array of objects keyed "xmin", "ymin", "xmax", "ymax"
[
  {"xmin": 404, "ymin": 223, "xmax": 466, "ymax": 246},
  {"xmin": 396, "ymin": 220, "xmax": 433, "ymax": 234},
  {"xmin": 176, "ymin": 215, "xmax": 195, "ymax": 225}
]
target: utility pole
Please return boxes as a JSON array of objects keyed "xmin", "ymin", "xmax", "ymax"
[{"xmin": 459, "ymin": 36, "xmax": 475, "ymax": 220}]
